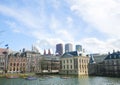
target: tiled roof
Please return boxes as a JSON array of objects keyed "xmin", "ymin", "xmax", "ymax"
[{"xmin": 104, "ymin": 51, "xmax": 120, "ymax": 60}]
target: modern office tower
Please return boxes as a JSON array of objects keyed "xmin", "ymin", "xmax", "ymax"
[
  {"xmin": 65, "ymin": 43, "xmax": 73, "ymax": 53},
  {"xmin": 76, "ymin": 45, "xmax": 82, "ymax": 52},
  {"xmin": 56, "ymin": 43, "xmax": 63, "ymax": 55}
]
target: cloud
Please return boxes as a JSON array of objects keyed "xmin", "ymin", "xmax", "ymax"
[
  {"xmin": 78, "ymin": 38, "xmax": 120, "ymax": 54},
  {"xmin": 0, "ymin": 0, "xmax": 120, "ymax": 54},
  {"xmin": 67, "ymin": 0, "xmax": 120, "ymax": 38}
]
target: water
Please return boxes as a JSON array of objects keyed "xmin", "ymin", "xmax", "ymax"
[{"xmin": 0, "ymin": 75, "xmax": 120, "ymax": 85}]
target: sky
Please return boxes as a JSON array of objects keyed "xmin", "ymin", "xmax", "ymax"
[{"xmin": 0, "ymin": 0, "xmax": 120, "ymax": 54}]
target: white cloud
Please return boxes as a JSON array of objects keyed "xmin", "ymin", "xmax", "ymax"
[
  {"xmin": 51, "ymin": 0, "xmax": 61, "ymax": 9},
  {"xmin": 67, "ymin": 0, "xmax": 120, "ymax": 38},
  {"xmin": 67, "ymin": 17, "xmax": 73, "ymax": 24},
  {"xmin": 0, "ymin": 0, "xmax": 120, "ymax": 54},
  {"xmin": 78, "ymin": 38, "xmax": 120, "ymax": 54},
  {"xmin": 0, "ymin": 4, "xmax": 45, "ymax": 30}
]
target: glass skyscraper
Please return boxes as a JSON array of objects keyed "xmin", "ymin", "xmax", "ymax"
[
  {"xmin": 76, "ymin": 45, "xmax": 82, "ymax": 52},
  {"xmin": 56, "ymin": 43, "xmax": 63, "ymax": 55},
  {"xmin": 65, "ymin": 43, "xmax": 73, "ymax": 53}
]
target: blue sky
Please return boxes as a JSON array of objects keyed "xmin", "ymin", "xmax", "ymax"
[{"xmin": 0, "ymin": 0, "xmax": 120, "ymax": 54}]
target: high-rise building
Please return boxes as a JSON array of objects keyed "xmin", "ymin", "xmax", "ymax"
[
  {"xmin": 76, "ymin": 45, "xmax": 82, "ymax": 52},
  {"xmin": 65, "ymin": 43, "xmax": 73, "ymax": 52},
  {"xmin": 56, "ymin": 44, "xmax": 63, "ymax": 55}
]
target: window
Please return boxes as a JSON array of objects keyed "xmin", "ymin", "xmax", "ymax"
[
  {"xmin": 67, "ymin": 65, "xmax": 69, "ymax": 69},
  {"xmin": 64, "ymin": 65, "xmax": 65, "ymax": 69},
  {"xmin": 17, "ymin": 63, "xmax": 19, "ymax": 66},
  {"xmin": 74, "ymin": 58, "xmax": 78, "ymax": 69},
  {"xmin": 23, "ymin": 63, "xmax": 25, "ymax": 66},
  {"xmin": 71, "ymin": 65, "xmax": 72, "ymax": 69},
  {"xmin": 17, "ymin": 68, "xmax": 18, "ymax": 71},
  {"xmin": 70, "ymin": 59, "xmax": 72, "ymax": 63},
  {"xmin": 13, "ymin": 68, "xmax": 15, "ymax": 71},
  {"xmin": 10, "ymin": 63, "xmax": 12, "ymax": 66},
  {"xmin": 63, "ymin": 60, "xmax": 65, "ymax": 63},
  {"xmin": 67, "ymin": 60, "xmax": 68, "ymax": 63}
]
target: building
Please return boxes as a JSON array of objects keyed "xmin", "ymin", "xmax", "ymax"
[
  {"xmin": 76, "ymin": 45, "xmax": 82, "ymax": 52},
  {"xmin": 88, "ymin": 55, "xmax": 96, "ymax": 75},
  {"xmin": 103, "ymin": 51, "xmax": 120, "ymax": 76},
  {"xmin": 88, "ymin": 53, "xmax": 107, "ymax": 75},
  {"xmin": 0, "ymin": 48, "xmax": 6, "ymax": 73},
  {"xmin": 41, "ymin": 55, "xmax": 60, "ymax": 73},
  {"xmin": 7, "ymin": 53, "xmax": 27, "ymax": 73},
  {"xmin": 60, "ymin": 51, "xmax": 89, "ymax": 75},
  {"xmin": 65, "ymin": 43, "xmax": 73, "ymax": 53},
  {"xmin": 21, "ymin": 50, "xmax": 42, "ymax": 73},
  {"xmin": 56, "ymin": 44, "xmax": 63, "ymax": 55}
]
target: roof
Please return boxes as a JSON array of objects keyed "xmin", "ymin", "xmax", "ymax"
[
  {"xmin": 89, "ymin": 54, "xmax": 96, "ymax": 64},
  {"xmin": 62, "ymin": 51, "xmax": 79, "ymax": 58},
  {"xmin": 0, "ymin": 48, "xmax": 7, "ymax": 55},
  {"xmin": 104, "ymin": 51, "xmax": 120, "ymax": 60}
]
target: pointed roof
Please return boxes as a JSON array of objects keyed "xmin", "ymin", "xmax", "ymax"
[
  {"xmin": 89, "ymin": 54, "xmax": 96, "ymax": 64},
  {"xmin": 48, "ymin": 49, "xmax": 51, "ymax": 55},
  {"xmin": 44, "ymin": 49, "xmax": 46, "ymax": 55}
]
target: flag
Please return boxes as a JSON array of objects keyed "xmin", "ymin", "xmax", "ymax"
[{"xmin": 5, "ymin": 44, "xmax": 8, "ymax": 47}]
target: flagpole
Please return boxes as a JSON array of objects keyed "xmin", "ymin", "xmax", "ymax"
[{"xmin": 4, "ymin": 44, "xmax": 9, "ymax": 74}]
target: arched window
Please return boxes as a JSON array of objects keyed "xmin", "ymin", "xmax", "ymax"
[
  {"xmin": 10, "ymin": 63, "xmax": 12, "ymax": 66},
  {"xmin": 17, "ymin": 63, "xmax": 19, "ymax": 66},
  {"xmin": 17, "ymin": 68, "xmax": 18, "ymax": 71},
  {"xmin": 13, "ymin": 67, "xmax": 15, "ymax": 71},
  {"xmin": 23, "ymin": 63, "xmax": 25, "ymax": 66}
]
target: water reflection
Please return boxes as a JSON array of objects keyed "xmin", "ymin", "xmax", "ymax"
[{"xmin": 0, "ymin": 75, "xmax": 120, "ymax": 85}]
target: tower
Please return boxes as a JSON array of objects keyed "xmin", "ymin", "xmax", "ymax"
[
  {"xmin": 65, "ymin": 43, "xmax": 73, "ymax": 53},
  {"xmin": 48, "ymin": 49, "xmax": 51, "ymax": 55},
  {"xmin": 44, "ymin": 49, "xmax": 46, "ymax": 55},
  {"xmin": 76, "ymin": 45, "xmax": 82, "ymax": 52},
  {"xmin": 56, "ymin": 44, "xmax": 63, "ymax": 55}
]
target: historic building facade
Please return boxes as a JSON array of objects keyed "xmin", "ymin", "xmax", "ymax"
[
  {"xmin": 21, "ymin": 50, "xmax": 42, "ymax": 73},
  {"xmin": 7, "ymin": 53, "xmax": 27, "ymax": 73},
  {"xmin": 103, "ymin": 51, "xmax": 120, "ymax": 76},
  {"xmin": 41, "ymin": 55, "xmax": 60, "ymax": 73},
  {"xmin": 60, "ymin": 51, "xmax": 89, "ymax": 75},
  {"xmin": 88, "ymin": 51, "xmax": 120, "ymax": 77},
  {"xmin": 0, "ymin": 48, "xmax": 6, "ymax": 73}
]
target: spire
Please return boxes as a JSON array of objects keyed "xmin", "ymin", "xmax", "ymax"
[
  {"xmin": 44, "ymin": 49, "xmax": 46, "ymax": 55},
  {"xmin": 89, "ymin": 54, "xmax": 96, "ymax": 64},
  {"xmin": 48, "ymin": 49, "xmax": 51, "ymax": 55}
]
